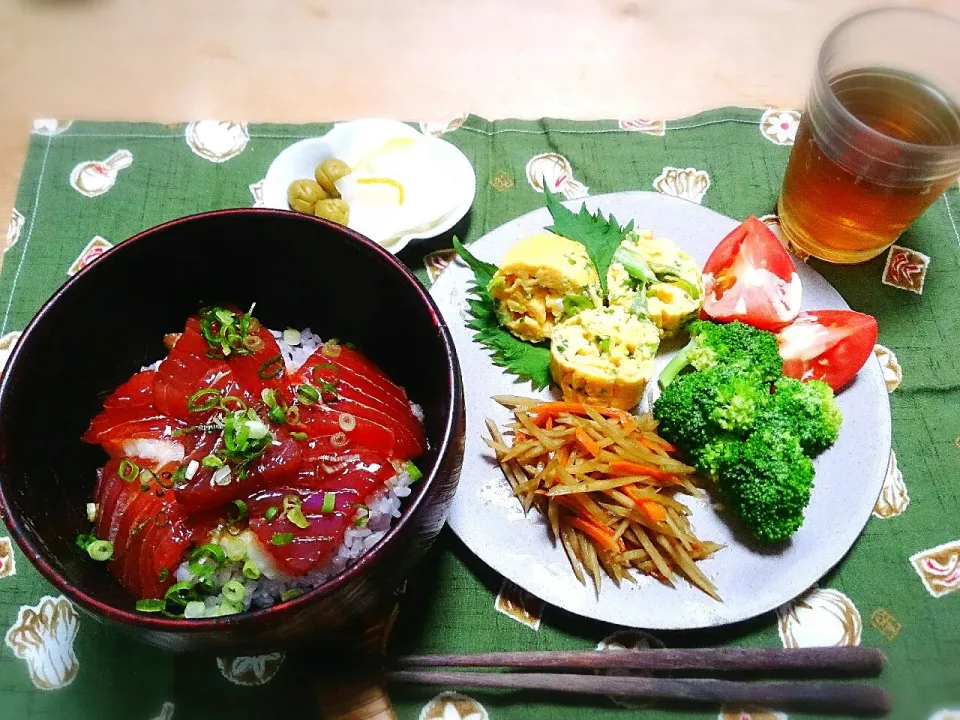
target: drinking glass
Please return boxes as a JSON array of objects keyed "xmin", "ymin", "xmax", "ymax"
[{"xmin": 778, "ymin": 8, "xmax": 960, "ymax": 264}]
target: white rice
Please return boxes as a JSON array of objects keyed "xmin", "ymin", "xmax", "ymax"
[{"xmin": 166, "ymin": 326, "xmax": 422, "ymax": 617}]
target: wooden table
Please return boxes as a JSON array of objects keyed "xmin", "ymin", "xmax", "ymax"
[{"xmin": 4, "ymin": 0, "xmax": 954, "ymax": 222}]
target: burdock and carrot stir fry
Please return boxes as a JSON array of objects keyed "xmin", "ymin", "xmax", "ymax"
[{"xmin": 486, "ymin": 397, "xmax": 722, "ymax": 599}]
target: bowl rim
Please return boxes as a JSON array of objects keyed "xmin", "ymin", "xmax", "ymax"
[{"xmin": 0, "ymin": 207, "xmax": 463, "ymax": 634}]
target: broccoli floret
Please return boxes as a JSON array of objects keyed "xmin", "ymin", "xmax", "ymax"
[
  {"xmin": 657, "ymin": 320, "xmax": 783, "ymax": 389},
  {"xmin": 765, "ymin": 377, "xmax": 842, "ymax": 456},
  {"xmin": 716, "ymin": 427, "xmax": 814, "ymax": 543},
  {"xmin": 653, "ymin": 366, "xmax": 770, "ymax": 458}
]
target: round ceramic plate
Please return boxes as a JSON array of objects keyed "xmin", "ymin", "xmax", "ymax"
[{"xmin": 430, "ymin": 191, "xmax": 891, "ymax": 630}]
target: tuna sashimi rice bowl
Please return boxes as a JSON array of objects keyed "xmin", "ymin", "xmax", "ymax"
[{"xmin": 76, "ymin": 304, "xmax": 427, "ymax": 619}]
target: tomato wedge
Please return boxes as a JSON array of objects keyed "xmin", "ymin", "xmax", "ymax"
[
  {"xmin": 776, "ymin": 310, "xmax": 878, "ymax": 391},
  {"xmin": 701, "ymin": 217, "xmax": 802, "ymax": 331}
]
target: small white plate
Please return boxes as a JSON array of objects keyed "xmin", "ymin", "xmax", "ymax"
[
  {"xmin": 429, "ymin": 190, "xmax": 891, "ymax": 630},
  {"xmin": 262, "ymin": 119, "xmax": 476, "ymax": 254}
]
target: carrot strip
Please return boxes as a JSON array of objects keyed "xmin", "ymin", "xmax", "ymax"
[
  {"xmin": 567, "ymin": 517, "xmax": 625, "ymax": 553},
  {"xmin": 608, "ymin": 460, "xmax": 677, "ymax": 482},
  {"xmin": 637, "ymin": 499, "xmax": 667, "ymax": 523},
  {"xmin": 529, "ymin": 402, "xmax": 626, "ymax": 424},
  {"xmin": 575, "ymin": 427, "xmax": 600, "ymax": 457}
]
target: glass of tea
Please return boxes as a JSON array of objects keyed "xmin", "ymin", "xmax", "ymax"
[{"xmin": 778, "ymin": 8, "xmax": 960, "ymax": 264}]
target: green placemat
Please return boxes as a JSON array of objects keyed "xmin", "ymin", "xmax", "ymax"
[{"xmin": 1, "ymin": 112, "xmax": 957, "ymax": 720}]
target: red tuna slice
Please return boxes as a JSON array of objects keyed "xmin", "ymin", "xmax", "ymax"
[
  {"xmin": 153, "ymin": 317, "xmax": 236, "ymax": 420},
  {"xmin": 109, "ymin": 477, "xmax": 173, "ymax": 596},
  {"xmin": 97, "ymin": 419, "xmax": 187, "ymax": 466},
  {"xmin": 222, "ymin": 325, "xmax": 289, "ymax": 400},
  {"xmin": 83, "ymin": 406, "xmax": 177, "ymax": 445},
  {"xmin": 247, "ymin": 483, "xmax": 376, "ymax": 576},
  {"xmin": 138, "ymin": 507, "xmax": 193, "ymax": 600},
  {"xmin": 298, "ymin": 345, "xmax": 412, "ymax": 414},
  {"xmin": 295, "ymin": 402, "xmax": 397, "ymax": 459},
  {"xmin": 295, "ymin": 437, "xmax": 398, "ymax": 493},
  {"xmin": 102, "ymin": 370, "xmax": 157, "ymax": 410},
  {"xmin": 294, "ymin": 365, "xmax": 424, "ymax": 457},
  {"xmin": 174, "ymin": 433, "xmax": 303, "ymax": 512}
]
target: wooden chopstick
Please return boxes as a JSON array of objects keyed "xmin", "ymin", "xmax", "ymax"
[
  {"xmin": 394, "ymin": 647, "xmax": 886, "ymax": 675},
  {"xmin": 386, "ymin": 671, "xmax": 892, "ymax": 716}
]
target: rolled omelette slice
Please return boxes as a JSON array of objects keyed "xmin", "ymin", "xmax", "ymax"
[
  {"xmin": 550, "ymin": 306, "xmax": 660, "ymax": 410},
  {"xmin": 487, "ymin": 232, "xmax": 603, "ymax": 343},
  {"xmin": 606, "ymin": 230, "xmax": 704, "ymax": 338}
]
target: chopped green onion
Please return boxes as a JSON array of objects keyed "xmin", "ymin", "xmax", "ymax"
[
  {"xmin": 597, "ymin": 337, "xmax": 611, "ymax": 354},
  {"xmin": 353, "ymin": 515, "xmax": 369, "ymax": 528},
  {"xmin": 173, "ymin": 464, "xmax": 188, "ymax": 485},
  {"xmin": 135, "ymin": 598, "xmax": 166, "ymax": 613},
  {"xmin": 330, "ymin": 431, "xmax": 348, "ymax": 448},
  {"xmin": 285, "ymin": 406, "xmax": 301, "ymax": 425},
  {"xmin": 86, "ymin": 503, "xmax": 97, "ymax": 522},
  {"xmin": 405, "ymin": 460, "xmax": 424, "ymax": 482},
  {"xmin": 118, "ymin": 458, "xmax": 140, "ymax": 483},
  {"xmin": 187, "ymin": 388, "xmax": 222, "ymax": 413},
  {"xmin": 282, "ymin": 494, "xmax": 301, "ymax": 512},
  {"xmin": 246, "ymin": 418, "xmax": 270, "ymax": 439},
  {"xmin": 321, "ymin": 492, "xmax": 336, "ymax": 514},
  {"xmin": 75, "ymin": 533, "xmax": 96, "ymax": 551},
  {"xmin": 202, "ymin": 455, "xmax": 224, "ymax": 469},
  {"xmin": 184, "ymin": 460, "xmax": 200, "ymax": 481},
  {"xmin": 242, "ymin": 561, "xmax": 261, "ymax": 580},
  {"xmin": 158, "ymin": 568, "xmax": 169, "ymax": 583},
  {"xmin": 271, "ymin": 532, "xmax": 294, "ymax": 546},
  {"xmin": 220, "ymin": 395, "xmax": 247, "ymax": 412},
  {"xmin": 321, "ymin": 342, "xmax": 342, "ymax": 358},
  {"xmin": 280, "ymin": 589, "xmax": 303, "ymax": 602},
  {"xmin": 261, "ymin": 388, "xmax": 277, "ymax": 408},
  {"xmin": 267, "ymin": 405, "xmax": 286, "ymax": 424},
  {"xmin": 183, "ymin": 600, "xmax": 206, "ymax": 619},
  {"xmin": 613, "ymin": 245, "xmax": 657, "ymax": 285},
  {"xmin": 242, "ymin": 335, "xmax": 264, "ymax": 352},
  {"xmin": 189, "ymin": 543, "xmax": 225, "ymax": 576},
  {"xmin": 265, "ymin": 506, "xmax": 279, "ymax": 521},
  {"xmin": 283, "ymin": 328, "xmax": 302, "ymax": 346},
  {"xmin": 227, "ymin": 499, "xmax": 248, "ymax": 523},
  {"xmin": 257, "ymin": 354, "xmax": 284, "ymax": 380},
  {"xmin": 338, "ymin": 412, "xmax": 356, "ymax": 432},
  {"xmin": 222, "ymin": 580, "xmax": 246, "ymax": 604},
  {"xmin": 296, "ymin": 384, "xmax": 320, "ymax": 404},
  {"xmin": 217, "ymin": 602, "xmax": 242, "ymax": 616},
  {"xmin": 286, "ymin": 505, "xmax": 310, "ymax": 529},
  {"xmin": 156, "ymin": 470, "xmax": 175, "ymax": 490},
  {"xmin": 290, "ymin": 431, "xmax": 309, "ymax": 441},
  {"xmin": 87, "ymin": 540, "xmax": 113, "ymax": 561}
]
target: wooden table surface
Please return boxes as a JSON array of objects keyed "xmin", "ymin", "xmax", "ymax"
[{"xmin": 2, "ymin": 0, "xmax": 954, "ymax": 219}]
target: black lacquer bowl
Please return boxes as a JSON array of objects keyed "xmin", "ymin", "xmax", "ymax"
[{"xmin": 0, "ymin": 209, "xmax": 465, "ymax": 653}]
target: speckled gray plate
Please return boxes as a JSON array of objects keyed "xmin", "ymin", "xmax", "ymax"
[{"xmin": 429, "ymin": 191, "xmax": 891, "ymax": 630}]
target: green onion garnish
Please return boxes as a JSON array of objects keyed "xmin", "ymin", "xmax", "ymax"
[
  {"xmin": 286, "ymin": 505, "xmax": 310, "ymax": 529},
  {"xmin": 282, "ymin": 494, "xmax": 300, "ymax": 512},
  {"xmin": 271, "ymin": 532, "xmax": 294, "ymax": 546},
  {"xmin": 158, "ymin": 568, "xmax": 169, "ymax": 583},
  {"xmin": 227, "ymin": 499, "xmax": 248, "ymax": 523},
  {"xmin": 285, "ymin": 406, "xmax": 301, "ymax": 425},
  {"xmin": 164, "ymin": 581, "xmax": 195, "ymax": 607},
  {"xmin": 257, "ymin": 355, "xmax": 284, "ymax": 380},
  {"xmin": 280, "ymin": 589, "xmax": 303, "ymax": 602},
  {"xmin": 405, "ymin": 460, "xmax": 423, "ymax": 482},
  {"xmin": 220, "ymin": 395, "xmax": 247, "ymax": 412},
  {"xmin": 87, "ymin": 540, "xmax": 113, "ymax": 561},
  {"xmin": 118, "ymin": 458, "xmax": 140, "ymax": 483},
  {"xmin": 189, "ymin": 543, "xmax": 225, "ymax": 576},
  {"xmin": 261, "ymin": 388, "xmax": 277, "ymax": 408},
  {"xmin": 265, "ymin": 506, "xmax": 279, "ymax": 521},
  {"xmin": 282, "ymin": 328, "xmax": 302, "ymax": 346},
  {"xmin": 321, "ymin": 492, "xmax": 336, "ymax": 514},
  {"xmin": 75, "ymin": 533, "xmax": 96, "ymax": 551},
  {"xmin": 222, "ymin": 580, "xmax": 246, "ymax": 604},
  {"xmin": 202, "ymin": 455, "xmax": 224, "ymax": 469},
  {"xmin": 290, "ymin": 431, "xmax": 309, "ymax": 441},
  {"xmin": 242, "ymin": 561, "xmax": 261, "ymax": 580},
  {"xmin": 135, "ymin": 598, "xmax": 166, "ymax": 613},
  {"xmin": 296, "ymin": 384, "xmax": 320, "ymax": 404},
  {"xmin": 242, "ymin": 335, "xmax": 264, "ymax": 352},
  {"xmin": 267, "ymin": 405, "xmax": 286, "ymax": 424},
  {"xmin": 172, "ymin": 464, "xmax": 188, "ymax": 485},
  {"xmin": 597, "ymin": 337, "xmax": 611, "ymax": 354},
  {"xmin": 187, "ymin": 388, "xmax": 222, "ymax": 413},
  {"xmin": 217, "ymin": 602, "xmax": 242, "ymax": 617}
]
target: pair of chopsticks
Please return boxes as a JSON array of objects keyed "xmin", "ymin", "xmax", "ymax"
[{"xmin": 388, "ymin": 647, "xmax": 892, "ymax": 716}]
